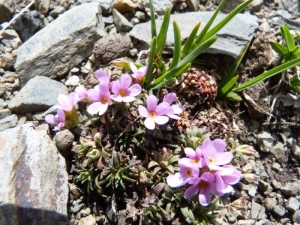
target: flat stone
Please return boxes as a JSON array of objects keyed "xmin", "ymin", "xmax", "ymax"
[
  {"xmin": 257, "ymin": 132, "xmax": 273, "ymax": 152},
  {"xmin": 273, "ymin": 205, "xmax": 286, "ymax": 217},
  {"xmin": 287, "ymin": 197, "xmax": 300, "ymax": 212},
  {"xmin": 251, "ymin": 200, "xmax": 266, "ymax": 219},
  {"xmin": 0, "ymin": 108, "xmax": 11, "ymax": 119},
  {"xmin": 270, "ymin": 142, "xmax": 284, "ymax": 159},
  {"xmin": 264, "ymin": 198, "xmax": 277, "ymax": 211},
  {"xmin": 112, "ymin": 8, "xmax": 133, "ymax": 32},
  {"xmin": 111, "ymin": 0, "xmax": 137, "ymax": 12},
  {"xmin": 0, "ymin": 123, "xmax": 69, "ymax": 225},
  {"xmin": 0, "ymin": 114, "xmax": 18, "ymax": 132},
  {"xmin": 78, "ymin": 214, "xmax": 96, "ymax": 225},
  {"xmin": 15, "ymin": 3, "xmax": 106, "ymax": 87},
  {"xmin": 54, "ymin": 129, "xmax": 75, "ymax": 151},
  {"xmin": 292, "ymin": 144, "xmax": 300, "ymax": 160},
  {"xmin": 293, "ymin": 211, "xmax": 300, "ymax": 223},
  {"xmin": 129, "ymin": 11, "xmax": 258, "ymax": 59},
  {"xmin": 280, "ymin": 181, "xmax": 300, "ymax": 196},
  {"xmin": 8, "ymin": 76, "xmax": 69, "ymax": 114}
]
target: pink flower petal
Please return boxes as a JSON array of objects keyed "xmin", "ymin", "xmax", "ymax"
[
  {"xmin": 201, "ymin": 172, "xmax": 215, "ymax": 183},
  {"xmin": 128, "ymin": 84, "xmax": 141, "ymax": 97},
  {"xmin": 57, "ymin": 108, "xmax": 65, "ymax": 122},
  {"xmin": 166, "ymin": 173, "xmax": 185, "ymax": 187},
  {"xmin": 178, "ymin": 157, "xmax": 193, "ymax": 166},
  {"xmin": 58, "ymin": 94, "xmax": 72, "ymax": 111},
  {"xmin": 130, "ymin": 63, "xmax": 138, "ymax": 74},
  {"xmin": 88, "ymin": 88, "xmax": 100, "ymax": 103},
  {"xmin": 146, "ymin": 95, "xmax": 157, "ymax": 112},
  {"xmin": 111, "ymin": 80, "xmax": 121, "ymax": 94},
  {"xmin": 167, "ymin": 114, "xmax": 181, "ymax": 120},
  {"xmin": 156, "ymin": 102, "xmax": 173, "ymax": 116},
  {"xmin": 122, "ymin": 96, "xmax": 136, "ymax": 102},
  {"xmin": 153, "ymin": 115, "xmax": 169, "ymax": 125},
  {"xmin": 87, "ymin": 102, "xmax": 102, "ymax": 115},
  {"xmin": 199, "ymin": 186, "xmax": 211, "ymax": 206},
  {"xmin": 163, "ymin": 93, "xmax": 176, "ymax": 104},
  {"xmin": 184, "ymin": 147, "xmax": 196, "ymax": 159},
  {"xmin": 215, "ymin": 174, "xmax": 226, "ymax": 193},
  {"xmin": 138, "ymin": 105, "xmax": 149, "ymax": 117},
  {"xmin": 171, "ymin": 104, "xmax": 183, "ymax": 114},
  {"xmin": 95, "ymin": 69, "xmax": 109, "ymax": 83},
  {"xmin": 144, "ymin": 117, "xmax": 155, "ymax": 130},
  {"xmin": 120, "ymin": 74, "xmax": 132, "ymax": 89},
  {"xmin": 45, "ymin": 114, "xmax": 59, "ymax": 125},
  {"xmin": 111, "ymin": 94, "xmax": 123, "ymax": 102},
  {"xmin": 215, "ymin": 152, "xmax": 233, "ymax": 165},
  {"xmin": 184, "ymin": 182, "xmax": 199, "ymax": 199},
  {"xmin": 212, "ymin": 139, "xmax": 227, "ymax": 153},
  {"xmin": 98, "ymin": 103, "xmax": 108, "ymax": 115}
]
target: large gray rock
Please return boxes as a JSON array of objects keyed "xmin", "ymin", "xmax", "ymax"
[
  {"xmin": 0, "ymin": 0, "xmax": 15, "ymax": 23},
  {"xmin": 15, "ymin": 3, "xmax": 106, "ymax": 87},
  {"xmin": 129, "ymin": 11, "xmax": 258, "ymax": 59},
  {"xmin": 8, "ymin": 76, "xmax": 69, "ymax": 114},
  {"xmin": 0, "ymin": 123, "xmax": 69, "ymax": 225}
]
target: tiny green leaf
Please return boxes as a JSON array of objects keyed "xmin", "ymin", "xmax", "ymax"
[
  {"xmin": 156, "ymin": 8, "xmax": 171, "ymax": 56},
  {"xmin": 144, "ymin": 37, "xmax": 157, "ymax": 83},
  {"xmin": 218, "ymin": 75, "xmax": 239, "ymax": 97},
  {"xmin": 270, "ymin": 42, "xmax": 289, "ymax": 56},
  {"xmin": 149, "ymin": 0, "xmax": 156, "ymax": 38},
  {"xmin": 169, "ymin": 21, "xmax": 182, "ymax": 70},
  {"xmin": 181, "ymin": 22, "xmax": 201, "ymax": 58},
  {"xmin": 225, "ymin": 91, "xmax": 242, "ymax": 101},
  {"xmin": 280, "ymin": 25, "xmax": 295, "ymax": 51}
]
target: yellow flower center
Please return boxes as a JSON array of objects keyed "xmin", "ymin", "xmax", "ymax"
[
  {"xmin": 102, "ymin": 97, "xmax": 108, "ymax": 104},
  {"xmin": 186, "ymin": 169, "xmax": 191, "ymax": 176},
  {"xmin": 119, "ymin": 90, "xmax": 126, "ymax": 97},
  {"xmin": 149, "ymin": 112, "xmax": 156, "ymax": 118},
  {"xmin": 209, "ymin": 157, "xmax": 214, "ymax": 164}
]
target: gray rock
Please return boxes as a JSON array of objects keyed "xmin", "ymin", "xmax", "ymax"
[
  {"xmin": 35, "ymin": 0, "xmax": 50, "ymax": 15},
  {"xmin": 287, "ymin": 197, "xmax": 300, "ymax": 212},
  {"xmin": 0, "ymin": 108, "xmax": 11, "ymax": 119},
  {"xmin": 0, "ymin": 50, "xmax": 17, "ymax": 70},
  {"xmin": 280, "ymin": 181, "xmax": 300, "ymax": 196},
  {"xmin": 49, "ymin": 6, "xmax": 65, "ymax": 18},
  {"xmin": 93, "ymin": 34, "xmax": 131, "ymax": 64},
  {"xmin": 0, "ymin": 123, "xmax": 69, "ymax": 225},
  {"xmin": 91, "ymin": 0, "xmax": 113, "ymax": 15},
  {"xmin": 251, "ymin": 200, "xmax": 266, "ymax": 219},
  {"xmin": 111, "ymin": 0, "xmax": 137, "ymax": 12},
  {"xmin": 0, "ymin": 114, "xmax": 17, "ymax": 132},
  {"xmin": 81, "ymin": 207, "xmax": 91, "ymax": 217},
  {"xmin": 293, "ymin": 211, "xmax": 300, "ymax": 223},
  {"xmin": 270, "ymin": 142, "xmax": 284, "ymax": 159},
  {"xmin": 292, "ymin": 144, "xmax": 300, "ymax": 160},
  {"xmin": 237, "ymin": 220, "xmax": 255, "ymax": 225},
  {"xmin": 11, "ymin": 10, "xmax": 47, "ymax": 42},
  {"xmin": 221, "ymin": 0, "xmax": 246, "ymax": 13},
  {"xmin": 8, "ymin": 76, "xmax": 69, "ymax": 114},
  {"xmin": 0, "ymin": 0, "xmax": 15, "ymax": 23},
  {"xmin": 257, "ymin": 132, "xmax": 273, "ymax": 152},
  {"xmin": 54, "ymin": 129, "xmax": 74, "ymax": 151},
  {"xmin": 129, "ymin": 11, "xmax": 258, "ymax": 59},
  {"xmin": 139, "ymin": 0, "xmax": 173, "ymax": 16},
  {"xmin": 258, "ymin": 180, "xmax": 273, "ymax": 195},
  {"xmin": 273, "ymin": 205, "xmax": 286, "ymax": 217},
  {"xmin": 73, "ymin": 202, "xmax": 85, "ymax": 214},
  {"xmin": 264, "ymin": 198, "xmax": 277, "ymax": 211},
  {"xmin": 247, "ymin": 0, "xmax": 263, "ymax": 12},
  {"xmin": 15, "ymin": 3, "xmax": 106, "ymax": 87},
  {"xmin": 112, "ymin": 9, "xmax": 133, "ymax": 32}
]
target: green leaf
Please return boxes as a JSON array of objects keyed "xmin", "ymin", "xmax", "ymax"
[
  {"xmin": 291, "ymin": 46, "xmax": 300, "ymax": 55},
  {"xmin": 201, "ymin": 0, "xmax": 253, "ymax": 44},
  {"xmin": 144, "ymin": 37, "xmax": 157, "ymax": 83},
  {"xmin": 156, "ymin": 8, "xmax": 170, "ymax": 56},
  {"xmin": 150, "ymin": 77, "xmax": 177, "ymax": 91},
  {"xmin": 270, "ymin": 42, "xmax": 289, "ymax": 56},
  {"xmin": 225, "ymin": 91, "xmax": 242, "ymax": 101},
  {"xmin": 181, "ymin": 22, "xmax": 201, "ymax": 58},
  {"xmin": 193, "ymin": 0, "xmax": 226, "ymax": 47},
  {"xmin": 218, "ymin": 43, "xmax": 249, "ymax": 91},
  {"xmin": 232, "ymin": 57, "xmax": 300, "ymax": 92},
  {"xmin": 280, "ymin": 25, "xmax": 295, "ymax": 52},
  {"xmin": 169, "ymin": 21, "xmax": 182, "ymax": 70},
  {"xmin": 166, "ymin": 165, "xmax": 174, "ymax": 174},
  {"xmin": 152, "ymin": 37, "xmax": 217, "ymax": 85},
  {"xmin": 148, "ymin": 160, "xmax": 159, "ymax": 169},
  {"xmin": 218, "ymin": 75, "xmax": 239, "ymax": 96},
  {"xmin": 154, "ymin": 55, "xmax": 167, "ymax": 74},
  {"xmin": 149, "ymin": 0, "xmax": 156, "ymax": 38}
]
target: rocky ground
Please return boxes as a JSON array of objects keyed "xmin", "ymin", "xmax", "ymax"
[{"xmin": 1, "ymin": 0, "xmax": 300, "ymax": 225}]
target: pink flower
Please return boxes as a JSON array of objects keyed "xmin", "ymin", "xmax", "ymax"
[
  {"xmin": 57, "ymin": 93, "xmax": 77, "ymax": 111},
  {"xmin": 201, "ymin": 138, "xmax": 233, "ymax": 170},
  {"xmin": 179, "ymin": 147, "xmax": 205, "ymax": 169},
  {"xmin": 167, "ymin": 163, "xmax": 199, "ymax": 188},
  {"xmin": 138, "ymin": 95, "xmax": 174, "ymax": 130},
  {"xmin": 95, "ymin": 69, "xmax": 110, "ymax": 84},
  {"xmin": 210, "ymin": 165, "xmax": 241, "ymax": 196},
  {"xmin": 130, "ymin": 63, "xmax": 148, "ymax": 81},
  {"xmin": 45, "ymin": 108, "xmax": 65, "ymax": 131},
  {"xmin": 163, "ymin": 93, "xmax": 183, "ymax": 119},
  {"xmin": 87, "ymin": 83, "xmax": 111, "ymax": 116},
  {"xmin": 111, "ymin": 74, "xmax": 142, "ymax": 102},
  {"xmin": 184, "ymin": 172, "xmax": 215, "ymax": 206},
  {"xmin": 75, "ymin": 85, "xmax": 89, "ymax": 102}
]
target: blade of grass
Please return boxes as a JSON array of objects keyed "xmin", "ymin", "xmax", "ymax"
[
  {"xmin": 232, "ymin": 57, "xmax": 300, "ymax": 92},
  {"xmin": 156, "ymin": 8, "xmax": 170, "ymax": 56},
  {"xmin": 201, "ymin": 0, "xmax": 253, "ymax": 44},
  {"xmin": 152, "ymin": 37, "xmax": 217, "ymax": 85},
  {"xmin": 218, "ymin": 75, "xmax": 239, "ymax": 97},
  {"xmin": 169, "ymin": 21, "xmax": 181, "ymax": 70},
  {"xmin": 144, "ymin": 37, "xmax": 157, "ymax": 83},
  {"xmin": 154, "ymin": 55, "xmax": 167, "ymax": 74},
  {"xmin": 181, "ymin": 22, "xmax": 201, "ymax": 59},
  {"xmin": 281, "ymin": 25, "xmax": 295, "ymax": 51},
  {"xmin": 270, "ymin": 42, "xmax": 289, "ymax": 56},
  {"xmin": 193, "ymin": 0, "xmax": 226, "ymax": 47},
  {"xmin": 291, "ymin": 46, "xmax": 300, "ymax": 55},
  {"xmin": 149, "ymin": 0, "xmax": 156, "ymax": 38},
  {"xmin": 225, "ymin": 91, "xmax": 242, "ymax": 101},
  {"xmin": 218, "ymin": 43, "xmax": 249, "ymax": 90}
]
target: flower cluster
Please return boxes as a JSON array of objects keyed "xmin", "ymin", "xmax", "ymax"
[
  {"xmin": 167, "ymin": 138, "xmax": 241, "ymax": 206},
  {"xmin": 46, "ymin": 64, "xmax": 183, "ymax": 131}
]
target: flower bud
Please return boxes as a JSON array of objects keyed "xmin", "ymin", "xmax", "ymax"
[{"xmin": 235, "ymin": 145, "xmax": 257, "ymax": 156}]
